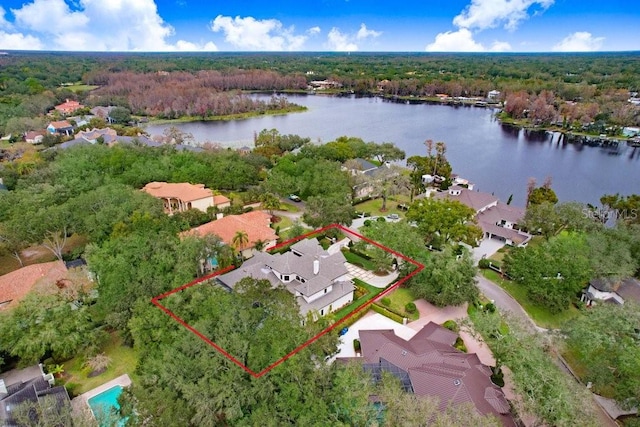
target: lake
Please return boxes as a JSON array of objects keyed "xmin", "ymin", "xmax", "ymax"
[{"xmin": 144, "ymin": 94, "xmax": 640, "ymax": 206}]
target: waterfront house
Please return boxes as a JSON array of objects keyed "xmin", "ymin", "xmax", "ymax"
[
  {"xmin": 142, "ymin": 181, "xmax": 220, "ymax": 215},
  {"xmin": 338, "ymin": 322, "xmax": 515, "ymax": 426},
  {"xmin": 432, "ymin": 187, "xmax": 531, "ymax": 246},
  {"xmin": 217, "ymin": 238, "xmax": 355, "ymax": 319}
]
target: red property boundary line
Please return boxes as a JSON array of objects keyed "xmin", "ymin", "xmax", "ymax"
[{"xmin": 151, "ymin": 223, "xmax": 424, "ymax": 378}]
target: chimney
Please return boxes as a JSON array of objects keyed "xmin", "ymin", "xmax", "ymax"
[{"xmin": 313, "ymin": 258, "xmax": 320, "ymax": 275}]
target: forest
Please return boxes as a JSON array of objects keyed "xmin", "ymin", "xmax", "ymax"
[{"xmin": 0, "ymin": 51, "xmax": 639, "ymax": 135}]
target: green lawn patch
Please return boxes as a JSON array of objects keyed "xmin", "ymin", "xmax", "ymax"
[
  {"xmin": 342, "ymin": 250, "xmax": 376, "ymax": 271},
  {"xmin": 383, "ymin": 287, "xmax": 419, "ymax": 321},
  {"xmin": 482, "ymin": 270, "xmax": 579, "ymax": 329},
  {"xmin": 62, "ymin": 333, "xmax": 138, "ymax": 396},
  {"xmin": 277, "ymin": 203, "xmax": 300, "ymax": 213},
  {"xmin": 330, "ymin": 278, "xmax": 386, "ymax": 321},
  {"xmin": 273, "ymin": 215, "xmax": 294, "ymax": 233},
  {"xmin": 64, "ymin": 84, "xmax": 99, "ymax": 93},
  {"xmin": 353, "ymin": 195, "xmax": 410, "ymax": 216}
]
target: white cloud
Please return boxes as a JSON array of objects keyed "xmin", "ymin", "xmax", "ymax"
[
  {"xmin": 356, "ymin": 23, "xmax": 381, "ymax": 40},
  {"xmin": 327, "ymin": 28, "xmax": 358, "ymax": 51},
  {"xmin": 0, "ymin": 31, "xmax": 43, "ymax": 50},
  {"xmin": 552, "ymin": 31, "xmax": 604, "ymax": 52},
  {"xmin": 0, "ymin": 7, "xmax": 13, "ymax": 30},
  {"xmin": 5, "ymin": 0, "xmax": 217, "ymax": 51},
  {"xmin": 490, "ymin": 40, "xmax": 512, "ymax": 51},
  {"xmin": 308, "ymin": 26, "xmax": 321, "ymax": 35},
  {"xmin": 426, "ymin": 29, "xmax": 485, "ymax": 52},
  {"xmin": 453, "ymin": 0, "xmax": 554, "ymax": 31},
  {"xmin": 211, "ymin": 15, "xmax": 306, "ymax": 51}
]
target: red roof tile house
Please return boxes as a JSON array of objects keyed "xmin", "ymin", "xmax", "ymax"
[
  {"xmin": 142, "ymin": 182, "xmax": 229, "ymax": 215},
  {"xmin": 185, "ymin": 211, "xmax": 278, "ymax": 259},
  {"xmin": 341, "ymin": 322, "xmax": 515, "ymax": 426},
  {"xmin": 54, "ymin": 99, "xmax": 84, "ymax": 115},
  {"xmin": 0, "ymin": 261, "xmax": 67, "ymax": 310}
]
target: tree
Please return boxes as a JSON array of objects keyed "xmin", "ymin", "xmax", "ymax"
[
  {"xmin": 232, "ymin": 230, "xmax": 249, "ymax": 253},
  {"xmin": 352, "ymin": 164, "xmax": 411, "ymax": 210},
  {"xmin": 406, "ymin": 197, "xmax": 482, "ymax": 247},
  {"xmin": 303, "ymin": 194, "xmax": 354, "ymax": 228},
  {"xmin": 366, "ymin": 141, "xmax": 406, "ymax": 163},
  {"xmin": 259, "ymin": 192, "xmax": 280, "ymax": 215},
  {"xmin": 108, "ymin": 106, "xmax": 131, "ymax": 124},
  {"xmin": 527, "ymin": 177, "xmax": 558, "ymax": 206},
  {"xmin": 408, "ymin": 247, "xmax": 478, "ymax": 307},
  {"xmin": 563, "ymin": 303, "xmax": 640, "ymax": 409},
  {"xmin": 0, "ymin": 290, "xmax": 105, "ymax": 364},
  {"xmin": 504, "ymin": 233, "xmax": 592, "ymax": 313},
  {"xmin": 600, "ymin": 193, "xmax": 640, "ymax": 225},
  {"xmin": 360, "ymin": 220, "xmax": 425, "ymax": 260}
]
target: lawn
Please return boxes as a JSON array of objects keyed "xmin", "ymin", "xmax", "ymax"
[
  {"xmin": 62, "ymin": 333, "xmax": 138, "ymax": 396},
  {"xmin": 482, "ymin": 269, "xmax": 579, "ymax": 329},
  {"xmin": 330, "ymin": 277, "xmax": 386, "ymax": 321},
  {"xmin": 353, "ymin": 195, "xmax": 411, "ymax": 217},
  {"xmin": 273, "ymin": 215, "xmax": 294, "ymax": 233},
  {"xmin": 64, "ymin": 84, "xmax": 99, "ymax": 93},
  {"xmin": 383, "ymin": 287, "xmax": 419, "ymax": 321},
  {"xmin": 342, "ymin": 250, "xmax": 376, "ymax": 271}
]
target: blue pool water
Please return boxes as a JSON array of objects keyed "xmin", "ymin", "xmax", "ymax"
[{"xmin": 88, "ymin": 385, "xmax": 126, "ymax": 427}]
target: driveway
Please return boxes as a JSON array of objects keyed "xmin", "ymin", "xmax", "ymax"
[
  {"xmin": 332, "ymin": 299, "xmax": 496, "ymax": 367},
  {"xmin": 472, "ymin": 238, "xmax": 505, "ymax": 263},
  {"xmin": 475, "ymin": 274, "xmax": 545, "ymax": 332}
]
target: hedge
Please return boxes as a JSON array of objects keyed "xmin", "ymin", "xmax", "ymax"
[{"xmin": 371, "ymin": 303, "xmax": 404, "ymax": 324}]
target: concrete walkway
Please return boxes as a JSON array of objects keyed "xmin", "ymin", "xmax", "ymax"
[{"xmin": 345, "ymin": 262, "xmax": 398, "ymax": 288}]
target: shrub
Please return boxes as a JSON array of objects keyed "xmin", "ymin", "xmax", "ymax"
[
  {"xmin": 405, "ymin": 302, "xmax": 417, "ymax": 314},
  {"xmin": 376, "ymin": 216, "xmax": 386, "ymax": 222},
  {"xmin": 381, "ymin": 297, "xmax": 391, "ymax": 306},
  {"xmin": 363, "ymin": 219, "xmax": 372, "ymax": 227},
  {"xmin": 484, "ymin": 303, "xmax": 496, "ymax": 313},
  {"xmin": 372, "ymin": 303, "xmax": 404, "ymax": 324},
  {"xmin": 443, "ymin": 320, "xmax": 459, "ymax": 332},
  {"xmin": 478, "ymin": 258, "xmax": 491, "ymax": 269},
  {"xmin": 353, "ymin": 339, "xmax": 361, "ymax": 352},
  {"xmin": 491, "ymin": 366, "xmax": 505, "ymax": 387},
  {"xmin": 454, "ymin": 337, "xmax": 467, "ymax": 353},
  {"xmin": 64, "ymin": 382, "xmax": 81, "ymax": 398}
]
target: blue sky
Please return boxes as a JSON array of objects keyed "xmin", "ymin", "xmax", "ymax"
[{"xmin": 0, "ymin": 0, "xmax": 638, "ymax": 52}]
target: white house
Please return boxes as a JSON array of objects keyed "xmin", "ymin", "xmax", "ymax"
[
  {"xmin": 432, "ymin": 186, "xmax": 531, "ymax": 246},
  {"xmin": 217, "ymin": 238, "xmax": 355, "ymax": 319},
  {"xmin": 581, "ymin": 278, "xmax": 640, "ymax": 306}
]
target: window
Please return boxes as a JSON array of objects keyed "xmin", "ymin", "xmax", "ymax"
[
  {"xmin": 283, "ymin": 275, "xmax": 289, "ymax": 281},
  {"xmin": 324, "ymin": 288, "xmax": 328, "ymax": 294}
]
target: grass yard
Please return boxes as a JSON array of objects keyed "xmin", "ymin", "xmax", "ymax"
[
  {"xmin": 62, "ymin": 333, "xmax": 138, "ymax": 396},
  {"xmin": 353, "ymin": 195, "xmax": 411, "ymax": 217},
  {"xmin": 342, "ymin": 250, "xmax": 376, "ymax": 271},
  {"xmin": 383, "ymin": 287, "xmax": 419, "ymax": 321},
  {"xmin": 482, "ymin": 269, "xmax": 579, "ymax": 329},
  {"xmin": 272, "ymin": 215, "xmax": 294, "ymax": 233},
  {"xmin": 330, "ymin": 278, "xmax": 386, "ymax": 321},
  {"xmin": 64, "ymin": 84, "xmax": 99, "ymax": 93}
]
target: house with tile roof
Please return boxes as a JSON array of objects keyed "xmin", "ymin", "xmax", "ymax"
[
  {"xmin": 432, "ymin": 186, "xmax": 531, "ymax": 247},
  {"xmin": 0, "ymin": 261, "xmax": 67, "ymax": 311},
  {"xmin": 184, "ymin": 211, "xmax": 277, "ymax": 259},
  {"xmin": 46, "ymin": 121, "xmax": 74, "ymax": 136},
  {"xmin": 581, "ymin": 277, "xmax": 640, "ymax": 306},
  {"xmin": 141, "ymin": 181, "xmax": 228, "ymax": 215},
  {"xmin": 24, "ymin": 130, "xmax": 46, "ymax": 144},
  {"xmin": 340, "ymin": 322, "xmax": 515, "ymax": 426},
  {"xmin": 0, "ymin": 364, "xmax": 70, "ymax": 426},
  {"xmin": 54, "ymin": 99, "xmax": 84, "ymax": 115},
  {"xmin": 217, "ymin": 238, "xmax": 355, "ymax": 319}
]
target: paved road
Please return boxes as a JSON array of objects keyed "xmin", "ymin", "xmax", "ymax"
[{"xmin": 475, "ymin": 273, "xmax": 544, "ymax": 331}]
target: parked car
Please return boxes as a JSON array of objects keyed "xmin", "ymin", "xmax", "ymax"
[
  {"xmin": 386, "ymin": 213, "xmax": 400, "ymax": 220},
  {"xmin": 339, "ymin": 327, "xmax": 349, "ymax": 336},
  {"xmin": 288, "ymin": 194, "xmax": 301, "ymax": 202}
]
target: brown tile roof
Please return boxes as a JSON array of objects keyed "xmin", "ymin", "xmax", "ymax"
[
  {"xmin": 184, "ymin": 211, "xmax": 277, "ymax": 250},
  {"xmin": 433, "ymin": 187, "xmax": 498, "ymax": 212},
  {"xmin": 142, "ymin": 181, "xmax": 213, "ymax": 202},
  {"xmin": 0, "ymin": 261, "xmax": 67, "ymax": 310},
  {"xmin": 54, "ymin": 99, "xmax": 84, "ymax": 114},
  {"xmin": 353, "ymin": 323, "xmax": 515, "ymax": 426}
]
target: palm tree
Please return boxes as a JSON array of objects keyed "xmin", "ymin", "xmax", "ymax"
[
  {"xmin": 232, "ymin": 230, "xmax": 249, "ymax": 259},
  {"xmin": 253, "ymin": 239, "xmax": 268, "ymax": 252}
]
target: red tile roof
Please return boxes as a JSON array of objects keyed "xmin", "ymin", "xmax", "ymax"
[
  {"xmin": 184, "ymin": 211, "xmax": 277, "ymax": 250},
  {"xmin": 142, "ymin": 181, "xmax": 213, "ymax": 202},
  {"xmin": 0, "ymin": 261, "xmax": 67, "ymax": 310},
  {"xmin": 54, "ymin": 99, "xmax": 84, "ymax": 114},
  {"xmin": 213, "ymin": 194, "xmax": 231, "ymax": 205},
  {"xmin": 48, "ymin": 120, "xmax": 73, "ymax": 129}
]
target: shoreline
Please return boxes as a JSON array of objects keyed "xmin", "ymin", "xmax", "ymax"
[{"xmin": 144, "ymin": 105, "xmax": 308, "ymax": 125}]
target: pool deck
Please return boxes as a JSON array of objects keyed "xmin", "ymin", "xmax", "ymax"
[{"xmin": 72, "ymin": 374, "xmax": 132, "ymax": 408}]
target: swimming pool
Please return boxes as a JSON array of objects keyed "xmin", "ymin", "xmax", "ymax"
[{"xmin": 87, "ymin": 385, "xmax": 126, "ymax": 427}]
